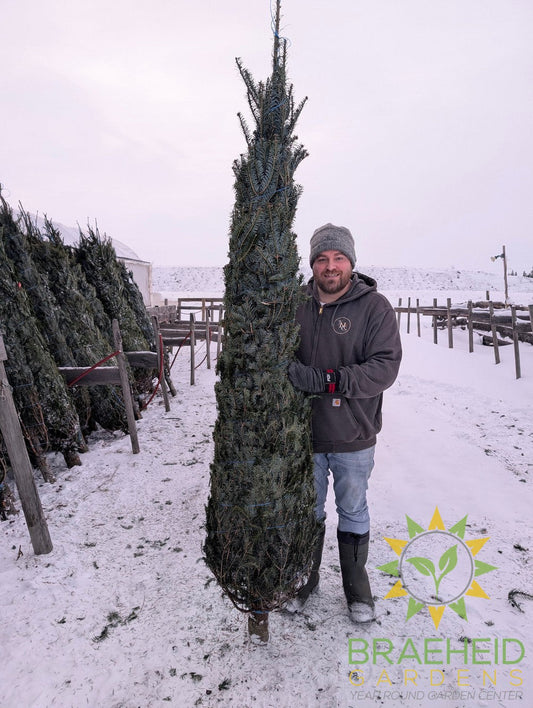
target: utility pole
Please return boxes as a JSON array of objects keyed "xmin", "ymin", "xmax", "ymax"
[
  {"xmin": 491, "ymin": 246, "xmax": 509, "ymax": 305},
  {"xmin": 502, "ymin": 245, "xmax": 509, "ymax": 305}
]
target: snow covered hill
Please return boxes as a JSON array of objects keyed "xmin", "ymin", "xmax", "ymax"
[{"xmin": 152, "ymin": 265, "xmax": 533, "ymax": 304}]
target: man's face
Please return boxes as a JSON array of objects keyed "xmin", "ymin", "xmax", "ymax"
[{"xmin": 312, "ymin": 250, "xmax": 353, "ymax": 297}]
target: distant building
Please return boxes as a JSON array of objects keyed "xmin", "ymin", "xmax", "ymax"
[{"xmin": 113, "ymin": 240, "xmax": 152, "ymax": 307}]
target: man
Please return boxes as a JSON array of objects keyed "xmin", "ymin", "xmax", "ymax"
[{"xmin": 286, "ymin": 223, "xmax": 402, "ymax": 623}]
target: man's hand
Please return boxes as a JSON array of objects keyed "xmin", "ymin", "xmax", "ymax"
[{"xmin": 288, "ymin": 361, "xmax": 340, "ymax": 394}]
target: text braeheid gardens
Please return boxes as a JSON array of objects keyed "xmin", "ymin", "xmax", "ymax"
[{"xmin": 347, "ymin": 636, "xmax": 524, "ymax": 702}]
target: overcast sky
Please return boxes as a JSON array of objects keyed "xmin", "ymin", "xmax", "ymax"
[{"xmin": 1, "ymin": 0, "xmax": 532, "ymax": 273}]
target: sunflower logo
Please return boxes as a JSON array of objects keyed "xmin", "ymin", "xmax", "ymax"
[{"xmin": 378, "ymin": 507, "xmax": 497, "ymax": 629}]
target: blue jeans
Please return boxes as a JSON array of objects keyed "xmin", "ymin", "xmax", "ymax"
[{"xmin": 313, "ymin": 447, "xmax": 375, "ymax": 534}]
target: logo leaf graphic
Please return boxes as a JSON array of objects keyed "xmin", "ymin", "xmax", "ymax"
[
  {"xmin": 406, "ymin": 557, "xmax": 435, "ymax": 577},
  {"xmin": 379, "ymin": 510, "xmax": 496, "ymax": 629},
  {"xmin": 438, "ymin": 545, "xmax": 458, "ymax": 577}
]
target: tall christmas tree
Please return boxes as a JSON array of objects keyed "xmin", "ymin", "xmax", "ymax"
[{"xmin": 204, "ymin": 0, "xmax": 317, "ymax": 642}]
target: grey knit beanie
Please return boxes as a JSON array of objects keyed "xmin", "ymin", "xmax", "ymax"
[{"xmin": 309, "ymin": 223, "xmax": 356, "ymax": 268}]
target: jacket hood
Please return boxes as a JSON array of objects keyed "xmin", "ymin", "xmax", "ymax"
[{"xmin": 307, "ymin": 271, "xmax": 377, "ymax": 305}]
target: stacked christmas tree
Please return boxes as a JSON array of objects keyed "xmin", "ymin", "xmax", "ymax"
[{"xmin": 0, "ymin": 194, "xmax": 155, "ymax": 487}]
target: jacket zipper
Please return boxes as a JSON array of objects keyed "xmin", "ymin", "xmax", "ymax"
[{"xmin": 311, "ymin": 303, "xmax": 324, "ymax": 365}]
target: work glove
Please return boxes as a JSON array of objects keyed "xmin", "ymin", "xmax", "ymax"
[{"xmin": 288, "ymin": 361, "xmax": 340, "ymax": 394}]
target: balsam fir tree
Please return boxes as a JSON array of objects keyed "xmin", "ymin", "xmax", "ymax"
[
  {"xmin": 204, "ymin": 1, "xmax": 318, "ymax": 642},
  {"xmin": 36, "ymin": 216, "xmax": 128, "ymax": 433},
  {"xmin": 8, "ymin": 208, "xmax": 92, "ymax": 447},
  {"xmin": 0, "ymin": 231, "xmax": 49, "ymax": 478},
  {"xmin": 75, "ymin": 226, "xmax": 153, "ymax": 353},
  {"xmin": 75, "ymin": 226, "xmax": 155, "ymax": 397},
  {"xmin": 0, "ymin": 215, "xmax": 81, "ymax": 475}
]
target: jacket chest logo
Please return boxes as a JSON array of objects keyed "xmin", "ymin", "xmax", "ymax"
[{"xmin": 333, "ymin": 316, "xmax": 351, "ymax": 334}]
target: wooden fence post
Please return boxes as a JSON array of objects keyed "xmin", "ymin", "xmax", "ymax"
[
  {"xmin": 407, "ymin": 297, "xmax": 411, "ymax": 335},
  {"xmin": 0, "ymin": 335, "xmax": 53, "ymax": 555},
  {"xmin": 512, "ymin": 306, "xmax": 521, "ymax": 379},
  {"xmin": 151, "ymin": 317, "xmax": 170, "ymax": 412},
  {"xmin": 190, "ymin": 313, "xmax": 196, "ymax": 386},
  {"xmin": 488, "ymin": 302, "xmax": 500, "ymax": 365},
  {"xmin": 467, "ymin": 301, "xmax": 474, "ymax": 353},
  {"xmin": 112, "ymin": 320, "xmax": 140, "ymax": 453},
  {"xmin": 397, "ymin": 298, "xmax": 402, "ymax": 330},
  {"xmin": 446, "ymin": 298, "xmax": 454, "ymax": 349},
  {"xmin": 205, "ymin": 309, "xmax": 212, "ymax": 371},
  {"xmin": 433, "ymin": 298, "xmax": 438, "ymax": 344},
  {"xmin": 217, "ymin": 305, "xmax": 224, "ymax": 358},
  {"xmin": 416, "ymin": 299, "xmax": 421, "ymax": 337}
]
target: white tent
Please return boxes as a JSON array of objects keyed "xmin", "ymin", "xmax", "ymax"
[{"xmin": 113, "ymin": 241, "xmax": 152, "ymax": 307}]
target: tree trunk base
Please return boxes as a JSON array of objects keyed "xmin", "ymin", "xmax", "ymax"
[
  {"xmin": 63, "ymin": 450, "xmax": 82, "ymax": 468},
  {"xmin": 248, "ymin": 611, "xmax": 269, "ymax": 644}
]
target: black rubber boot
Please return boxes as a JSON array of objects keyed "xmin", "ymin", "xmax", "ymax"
[
  {"xmin": 285, "ymin": 524, "xmax": 326, "ymax": 612},
  {"xmin": 337, "ymin": 529, "xmax": 375, "ymax": 623}
]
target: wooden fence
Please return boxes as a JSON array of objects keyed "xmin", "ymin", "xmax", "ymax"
[
  {"xmin": 148, "ymin": 299, "xmax": 224, "ymax": 385},
  {"xmin": 150, "ymin": 298, "xmax": 224, "ymax": 323},
  {"xmin": 395, "ymin": 296, "xmax": 533, "ymax": 379}
]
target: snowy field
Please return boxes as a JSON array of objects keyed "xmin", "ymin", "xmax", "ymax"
[
  {"xmin": 151, "ymin": 264, "xmax": 533, "ymax": 304},
  {"xmin": 1, "ymin": 266, "xmax": 532, "ymax": 708}
]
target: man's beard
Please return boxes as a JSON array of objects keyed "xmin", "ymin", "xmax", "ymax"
[{"xmin": 316, "ymin": 271, "xmax": 352, "ymax": 294}]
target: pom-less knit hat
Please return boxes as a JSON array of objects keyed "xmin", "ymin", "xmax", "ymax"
[{"xmin": 309, "ymin": 223, "xmax": 356, "ymax": 268}]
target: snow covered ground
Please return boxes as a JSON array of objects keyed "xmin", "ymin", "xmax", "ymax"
[{"xmin": 1, "ymin": 267, "xmax": 532, "ymax": 708}]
